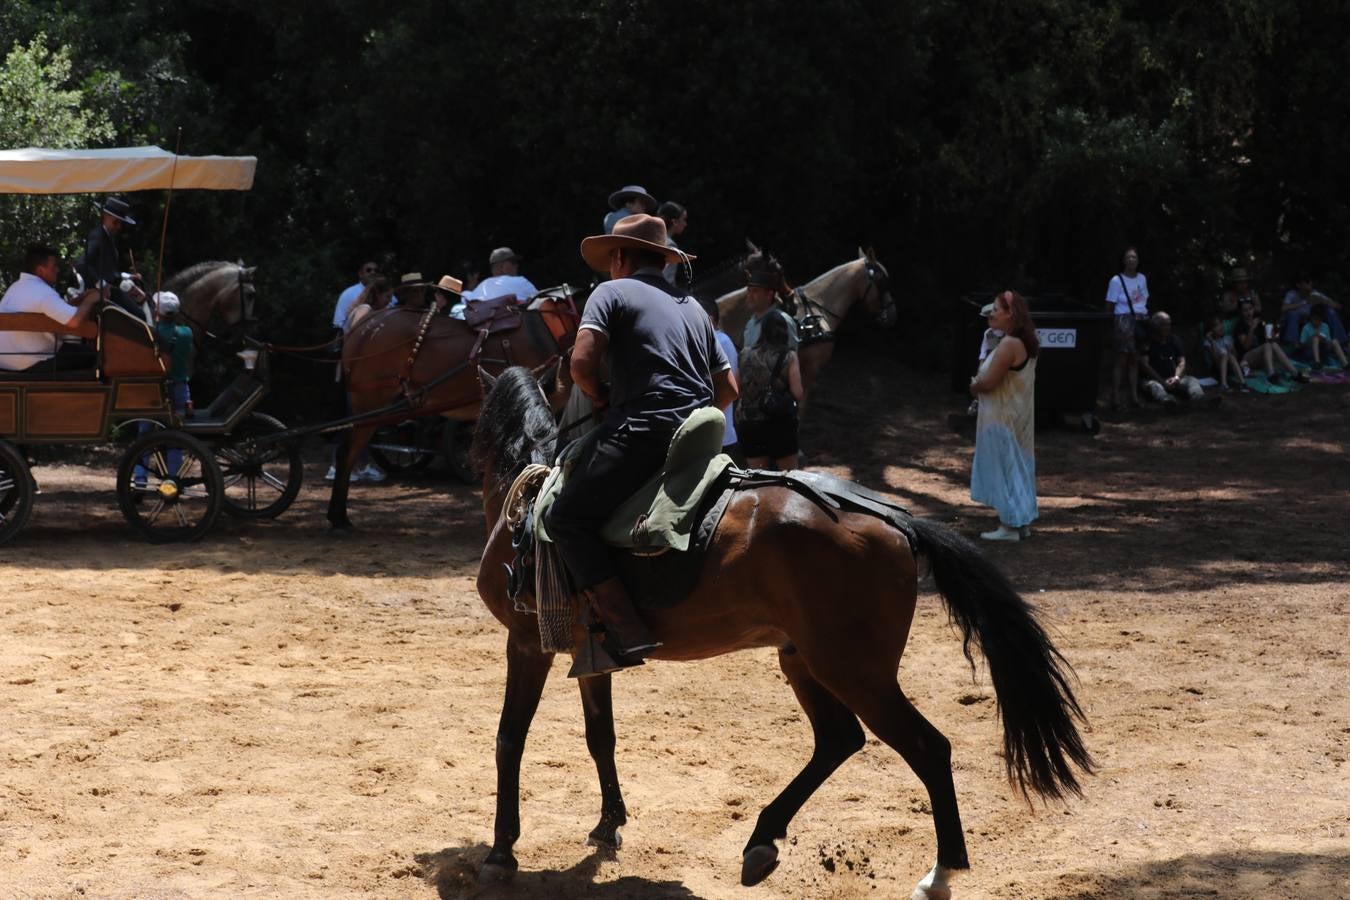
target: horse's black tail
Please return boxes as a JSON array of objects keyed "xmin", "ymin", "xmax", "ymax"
[{"xmin": 909, "ymin": 518, "xmax": 1094, "ymax": 801}]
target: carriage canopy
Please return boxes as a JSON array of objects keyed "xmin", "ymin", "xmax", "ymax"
[{"xmin": 0, "ymin": 146, "xmax": 256, "ymax": 194}]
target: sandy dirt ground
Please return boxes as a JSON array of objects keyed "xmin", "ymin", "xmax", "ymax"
[{"xmin": 2, "ymin": 344, "xmax": 1348, "ymax": 899}]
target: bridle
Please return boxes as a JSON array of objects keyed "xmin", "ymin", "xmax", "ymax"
[
  {"xmin": 861, "ymin": 259, "xmax": 896, "ymax": 328},
  {"xmin": 782, "ymin": 258, "xmax": 896, "ymax": 342},
  {"xmin": 176, "ymin": 264, "xmax": 256, "ymax": 342}
]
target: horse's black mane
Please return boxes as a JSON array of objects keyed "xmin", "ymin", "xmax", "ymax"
[
  {"xmin": 163, "ymin": 260, "xmax": 234, "ymax": 291},
  {"xmin": 470, "ymin": 367, "xmax": 559, "ymax": 486}
]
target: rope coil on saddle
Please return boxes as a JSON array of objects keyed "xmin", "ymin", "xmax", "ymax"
[
  {"xmin": 500, "ymin": 462, "xmax": 573, "ymax": 653},
  {"xmin": 503, "ymin": 463, "xmax": 551, "ymax": 530}
]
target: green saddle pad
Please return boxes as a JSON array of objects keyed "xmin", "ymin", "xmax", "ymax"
[{"xmin": 534, "ymin": 407, "xmax": 734, "ymax": 553}]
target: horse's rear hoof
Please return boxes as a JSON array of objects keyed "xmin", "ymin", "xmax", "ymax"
[
  {"xmin": 586, "ymin": 828, "xmax": 622, "ymax": 851},
  {"xmin": 741, "ymin": 844, "xmax": 779, "ymax": 886},
  {"xmin": 477, "ymin": 861, "xmax": 516, "ymax": 884}
]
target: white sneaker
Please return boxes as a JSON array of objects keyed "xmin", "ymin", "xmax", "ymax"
[
  {"xmin": 325, "ymin": 465, "xmax": 363, "ymax": 483},
  {"xmin": 980, "ymin": 525, "xmax": 1022, "ymax": 542},
  {"xmin": 325, "ymin": 465, "xmax": 337, "ymax": 481},
  {"xmin": 359, "ymin": 464, "xmax": 387, "ymax": 483}
]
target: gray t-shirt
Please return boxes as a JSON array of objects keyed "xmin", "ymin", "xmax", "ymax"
[{"xmin": 580, "ymin": 269, "xmax": 730, "ymax": 432}]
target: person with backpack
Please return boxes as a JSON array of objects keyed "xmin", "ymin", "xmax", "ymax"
[{"xmin": 734, "ymin": 309, "xmax": 802, "ymax": 470}]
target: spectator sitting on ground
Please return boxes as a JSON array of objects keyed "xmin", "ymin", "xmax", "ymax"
[
  {"xmin": 1203, "ymin": 315, "xmax": 1248, "ymax": 391},
  {"xmin": 1217, "ymin": 267, "xmax": 1260, "ymax": 323},
  {"xmin": 1232, "ymin": 301, "xmax": 1307, "ymax": 385},
  {"xmin": 603, "ymin": 185, "xmax": 658, "ymax": 234},
  {"xmin": 1297, "ymin": 306, "xmax": 1348, "ymax": 370},
  {"xmin": 462, "ymin": 248, "xmax": 538, "ymax": 302},
  {"xmin": 1281, "ymin": 274, "xmax": 1347, "ymax": 352},
  {"xmin": 1139, "ymin": 312, "xmax": 1204, "ymax": 405}
]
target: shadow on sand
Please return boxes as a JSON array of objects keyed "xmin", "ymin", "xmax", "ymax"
[
  {"xmin": 1052, "ymin": 849, "xmax": 1350, "ymax": 899},
  {"xmin": 410, "ymin": 843, "xmax": 703, "ymax": 900}
]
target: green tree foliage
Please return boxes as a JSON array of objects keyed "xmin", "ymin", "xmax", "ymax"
[{"xmin": 0, "ymin": 36, "xmax": 113, "ymax": 284}]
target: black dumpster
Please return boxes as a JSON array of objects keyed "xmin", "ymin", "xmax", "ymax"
[{"xmin": 952, "ymin": 293, "xmax": 1111, "ymax": 433}]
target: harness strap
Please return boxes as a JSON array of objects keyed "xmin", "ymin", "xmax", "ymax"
[{"xmin": 401, "ymin": 305, "xmax": 439, "ymax": 380}]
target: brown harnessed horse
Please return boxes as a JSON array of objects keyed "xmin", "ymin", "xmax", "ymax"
[{"xmin": 326, "ymin": 288, "xmax": 579, "ymax": 530}]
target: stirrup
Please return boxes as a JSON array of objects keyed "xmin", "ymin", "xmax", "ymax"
[{"xmin": 568, "ymin": 625, "xmax": 647, "ymax": 679}]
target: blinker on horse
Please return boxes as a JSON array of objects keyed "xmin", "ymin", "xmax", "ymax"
[{"xmin": 467, "ymin": 366, "xmax": 1094, "ymax": 899}]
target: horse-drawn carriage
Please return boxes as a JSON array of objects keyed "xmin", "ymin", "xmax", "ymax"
[{"xmin": 0, "ymin": 146, "xmax": 301, "ymax": 545}]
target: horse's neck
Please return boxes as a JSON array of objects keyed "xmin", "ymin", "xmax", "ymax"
[{"xmin": 800, "ymin": 261, "xmax": 864, "ymax": 326}]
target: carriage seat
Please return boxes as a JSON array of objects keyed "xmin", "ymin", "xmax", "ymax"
[{"xmin": 534, "ymin": 407, "xmax": 734, "ymax": 554}]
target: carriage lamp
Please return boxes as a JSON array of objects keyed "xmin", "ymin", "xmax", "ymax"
[{"xmin": 237, "ymin": 348, "xmax": 260, "ymax": 370}]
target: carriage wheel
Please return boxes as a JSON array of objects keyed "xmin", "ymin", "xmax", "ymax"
[
  {"xmin": 215, "ymin": 412, "xmax": 304, "ymax": 519},
  {"xmin": 442, "ymin": 419, "xmax": 476, "ymax": 484},
  {"xmin": 116, "ymin": 430, "xmax": 223, "ymax": 543},
  {"xmin": 369, "ymin": 419, "xmax": 436, "ymax": 474},
  {"xmin": 0, "ymin": 440, "xmax": 35, "ymax": 546}
]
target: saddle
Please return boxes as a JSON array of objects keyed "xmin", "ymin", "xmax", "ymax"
[
  {"xmin": 465, "ymin": 293, "xmax": 525, "ymax": 365},
  {"xmin": 534, "ymin": 406, "xmax": 734, "ymax": 554}
]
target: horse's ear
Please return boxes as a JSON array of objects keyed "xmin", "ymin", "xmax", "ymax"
[
  {"xmin": 745, "ymin": 238, "xmax": 761, "ymax": 254},
  {"xmin": 535, "ymin": 357, "xmax": 562, "ymax": 395},
  {"xmin": 860, "ymin": 246, "xmax": 877, "ymax": 262},
  {"xmin": 478, "ymin": 367, "xmax": 498, "ymax": 395},
  {"xmin": 244, "ymin": 266, "xmax": 257, "ymax": 279}
]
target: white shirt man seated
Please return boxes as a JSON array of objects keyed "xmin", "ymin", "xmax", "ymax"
[
  {"xmin": 0, "ymin": 243, "xmax": 102, "ymax": 371},
  {"xmin": 462, "ymin": 247, "xmax": 538, "ymax": 303}
]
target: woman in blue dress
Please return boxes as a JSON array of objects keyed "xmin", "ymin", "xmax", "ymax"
[{"xmin": 969, "ymin": 290, "xmax": 1039, "ymax": 542}]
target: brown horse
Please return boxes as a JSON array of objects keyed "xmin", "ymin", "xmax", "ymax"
[
  {"xmin": 466, "ymin": 367, "xmax": 1093, "ymax": 899},
  {"xmin": 716, "ymin": 250, "xmax": 895, "ymax": 416},
  {"xmin": 327, "ymin": 290, "xmax": 578, "ymax": 529}
]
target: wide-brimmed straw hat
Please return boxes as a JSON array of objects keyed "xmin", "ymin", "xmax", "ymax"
[
  {"xmin": 580, "ymin": 214, "xmax": 693, "ymax": 273},
  {"xmin": 399, "ymin": 272, "xmax": 425, "ymax": 286},
  {"xmin": 607, "ymin": 185, "xmax": 657, "ymax": 212},
  {"xmin": 1226, "ymin": 267, "xmax": 1251, "ymax": 284},
  {"xmin": 435, "ymin": 274, "xmax": 463, "ymax": 295},
  {"xmin": 97, "ymin": 197, "xmax": 136, "ymax": 225}
]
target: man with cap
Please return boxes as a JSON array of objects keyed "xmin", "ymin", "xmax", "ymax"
[
  {"xmin": 463, "ymin": 247, "xmax": 538, "ymax": 302},
  {"xmin": 76, "ymin": 196, "xmax": 141, "ymax": 315},
  {"xmin": 740, "ymin": 251, "xmax": 800, "ymax": 352},
  {"xmin": 603, "ymin": 185, "xmax": 658, "ymax": 234},
  {"xmin": 544, "ymin": 213, "xmax": 738, "ymax": 676},
  {"xmin": 0, "ymin": 243, "xmax": 102, "ymax": 371}
]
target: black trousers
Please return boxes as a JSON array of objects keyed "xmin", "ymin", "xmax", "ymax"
[
  {"xmin": 23, "ymin": 343, "xmax": 97, "ymax": 372},
  {"xmin": 544, "ymin": 424, "xmax": 673, "ymax": 590}
]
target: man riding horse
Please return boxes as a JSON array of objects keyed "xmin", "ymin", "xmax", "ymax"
[{"xmin": 543, "ymin": 214, "xmax": 739, "ymax": 675}]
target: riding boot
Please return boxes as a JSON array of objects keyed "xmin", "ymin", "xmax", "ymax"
[{"xmin": 588, "ymin": 576, "xmax": 661, "ymax": 661}]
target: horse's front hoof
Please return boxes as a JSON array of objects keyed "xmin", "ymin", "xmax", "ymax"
[
  {"xmin": 741, "ymin": 844, "xmax": 780, "ymax": 887},
  {"xmin": 328, "ymin": 520, "xmax": 353, "ymax": 534}
]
